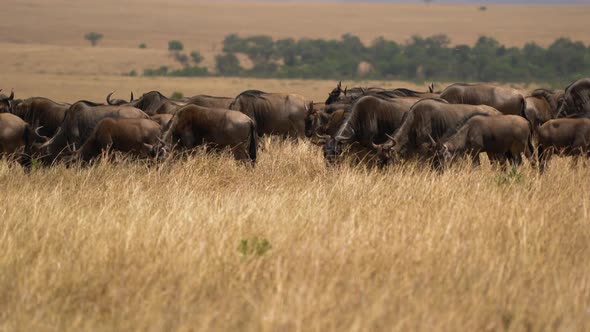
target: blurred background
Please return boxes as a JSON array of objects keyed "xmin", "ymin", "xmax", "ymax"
[{"xmin": 0, "ymin": 0, "xmax": 588, "ymax": 101}]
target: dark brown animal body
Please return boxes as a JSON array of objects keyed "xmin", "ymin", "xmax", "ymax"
[
  {"xmin": 13, "ymin": 97, "xmax": 69, "ymax": 138},
  {"xmin": 441, "ymin": 114, "xmax": 533, "ymax": 167},
  {"xmin": 129, "ymin": 91, "xmax": 187, "ymax": 115},
  {"xmin": 185, "ymin": 95, "xmax": 234, "ymax": 109},
  {"xmin": 376, "ymin": 99, "xmax": 502, "ymax": 160},
  {"xmin": 230, "ymin": 90, "xmax": 310, "ymax": 138},
  {"xmin": 0, "ymin": 90, "xmax": 15, "ymax": 113},
  {"xmin": 324, "ymin": 81, "xmax": 437, "ymax": 105},
  {"xmin": 0, "ymin": 113, "xmax": 30, "ymax": 156},
  {"xmin": 557, "ymin": 78, "xmax": 590, "ymax": 117},
  {"xmin": 37, "ymin": 101, "xmax": 149, "ymax": 164},
  {"xmin": 164, "ymin": 105, "xmax": 257, "ymax": 162},
  {"xmin": 536, "ymin": 118, "xmax": 590, "ymax": 171},
  {"xmin": 440, "ymin": 83, "xmax": 525, "ymax": 115},
  {"xmin": 524, "ymin": 90, "xmax": 559, "ymax": 127},
  {"xmin": 150, "ymin": 114, "xmax": 174, "ymax": 130},
  {"xmin": 76, "ymin": 118, "xmax": 164, "ymax": 162},
  {"xmin": 322, "ymin": 96, "xmax": 419, "ymax": 163}
]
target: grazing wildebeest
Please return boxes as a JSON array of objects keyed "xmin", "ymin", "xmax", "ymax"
[
  {"xmin": 320, "ymin": 96, "xmax": 419, "ymax": 164},
  {"xmin": 106, "ymin": 91, "xmax": 134, "ymax": 106},
  {"xmin": 373, "ymin": 98, "xmax": 502, "ymax": 162},
  {"xmin": 0, "ymin": 89, "xmax": 15, "ymax": 114},
  {"xmin": 35, "ymin": 101, "xmax": 149, "ymax": 164},
  {"xmin": 70, "ymin": 118, "xmax": 165, "ymax": 163},
  {"xmin": 535, "ymin": 118, "xmax": 590, "ymax": 172},
  {"xmin": 128, "ymin": 91, "xmax": 187, "ymax": 115},
  {"xmin": 523, "ymin": 89, "xmax": 563, "ymax": 128},
  {"xmin": 229, "ymin": 90, "xmax": 310, "ymax": 138},
  {"xmin": 440, "ymin": 83, "xmax": 525, "ymax": 116},
  {"xmin": 163, "ymin": 104, "xmax": 257, "ymax": 163},
  {"xmin": 185, "ymin": 95, "xmax": 234, "ymax": 109},
  {"xmin": 439, "ymin": 114, "xmax": 534, "ymax": 168},
  {"xmin": 12, "ymin": 97, "xmax": 70, "ymax": 138},
  {"xmin": 557, "ymin": 78, "xmax": 590, "ymax": 117}
]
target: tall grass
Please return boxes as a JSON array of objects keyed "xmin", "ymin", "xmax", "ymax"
[{"xmin": 1, "ymin": 140, "xmax": 589, "ymax": 331}]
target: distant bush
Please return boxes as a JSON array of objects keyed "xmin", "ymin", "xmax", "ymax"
[
  {"xmin": 479, "ymin": 6, "xmax": 487, "ymax": 11},
  {"xmin": 170, "ymin": 91, "xmax": 184, "ymax": 100},
  {"xmin": 143, "ymin": 66, "xmax": 168, "ymax": 76},
  {"xmin": 174, "ymin": 53, "xmax": 190, "ymax": 67},
  {"xmin": 168, "ymin": 40, "xmax": 184, "ymax": 51},
  {"xmin": 128, "ymin": 70, "xmax": 137, "ymax": 77},
  {"xmin": 168, "ymin": 66, "xmax": 209, "ymax": 77},
  {"xmin": 215, "ymin": 53, "xmax": 242, "ymax": 76},
  {"xmin": 141, "ymin": 33, "xmax": 590, "ymax": 85},
  {"xmin": 139, "ymin": 43, "xmax": 147, "ymax": 49},
  {"xmin": 84, "ymin": 32, "xmax": 103, "ymax": 47},
  {"xmin": 190, "ymin": 51, "xmax": 204, "ymax": 64}
]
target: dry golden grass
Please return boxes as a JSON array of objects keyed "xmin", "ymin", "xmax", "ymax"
[{"xmin": 1, "ymin": 140, "xmax": 589, "ymax": 331}]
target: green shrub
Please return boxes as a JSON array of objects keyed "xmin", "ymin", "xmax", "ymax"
[
  {"xmin": 139, "ymin": 43, "xmax": 147, "ymax": 49},
  {"xmin": 168, "ymin": 40, "xmax": 184, "ymax": 51},
  {"xmin": 170, "ymin": 91, "xmax": 184, "ymax": 100},
  {"xmin": 84, "ymin": 32, "xmax": 103, "ymax": 47}
]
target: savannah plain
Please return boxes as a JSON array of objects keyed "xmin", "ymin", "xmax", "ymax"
[{"xmin": 1, "ymin": 1, "xmax": 590, "ymax": 331}]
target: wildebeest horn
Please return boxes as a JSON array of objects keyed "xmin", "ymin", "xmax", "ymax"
[
  {"xmin": 130, "ymin": 91, "xmax": 134, "ymax": 102},
  {"xmin": 107, "ymin": 91, "xmax": 116, "ymax": 105},
  {"xmin": 34, "ymin": 126, "xmax": 50, "ymax": 141},
  {"xmin": 40, "ymin": 127, "xmax": 61, "ymax": 149},
  {"xmin": 315, "ymin": 132, "xmax": 330, "ymax": 140},
  {"xmin": 429, "ymin": 83, "xmax": 435, "ymax": 93},
  {"xmin": 9, "ymin": 89, "xmax": 14, "ymax": 100},
  {"xmin": 427, "ymin": 134, "xmax": 437, "ymax": 146},
  {"xmin": 337, "ymin": 81, "xmax": 342, "ymax": 91},
  {"xmin": 335, "ymin": 128, "xmax": 354, "ymax": 142},
  {"xmin": 386, "ymin": 133, "xmax": 395, "ymax": 141},
  {"xmin": 344, "ymin": 86, "xmax": 348, "ymax": 96}
]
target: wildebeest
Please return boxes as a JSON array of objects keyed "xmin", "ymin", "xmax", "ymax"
[
  {"xmin": 70, "ymin": 118, "xmax": 165, "ymax": 163},
  {"xmin": 128, "ymin": 91, "xmax": 187, "ymax": 115},
  {"xmin": 12, "ymin": 97, "xmax": 70, "ymax": 138},
  {"xmin": 325, "ymin": 81, "xmax": 438, "ymax": 105},
  {"xmin": 229, "ymin": 90, "xmax": 311, "ymax": 138},
  {"xmin": 535, "ymin": 118, "xmax": 590, "ymax": 172},
  {"xmin": 557, "ymin": 78, "xmax": 590, "ymax": 117},
  {"xmin": 439, "ymin": 114, "xmax": 533, "ymax": 167},
  {"xmin": 35, "ymin": 101, "xmax": 149, "ymax": 164},
  {"xmin": 185, "ymin": 95, "xmax": 234, "ymax": 109},
  {"xmin": 0, "ymin": 113, "xmax": 33, "ymax": 156},
  {"xmin": 320, "ymin": 96, "xmax": 420, "ymax": 164},
  {"xmin": 523, "ymin": 89, "xmax": 563, "ymax": 128},
  {"xmin": 373, "ymin": 98, "xmax": 502, "ymax": 161},
  {"xmin": 440, "ymin": 83, "xmax": 525, "ymax": 116},
  {"xmin": 150, "ymin": 114, "xmax": 174, "ymax": 130},
  {"xmin": 0, "ymin": 89, "xmax": 15, "ymax": 113},
  {"xmin": 106, "ymin": 91, "xmax": 134, "ymax": 106},
  {"xmin": 163, "ymin": 104, "xmax": 257, "ymax": 162}
]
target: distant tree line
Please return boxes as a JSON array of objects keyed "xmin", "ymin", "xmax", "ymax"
[{"xmin": 143, "ymin": 34, "xmax": 590, "ymax": 85}]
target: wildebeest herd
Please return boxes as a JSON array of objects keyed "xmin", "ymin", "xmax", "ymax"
[{"xmin": 1, "ymin": 77, "xmax": 590, "ymax": 173}]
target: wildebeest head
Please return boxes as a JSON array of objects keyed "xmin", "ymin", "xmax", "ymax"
[
  {"xmin": 325, "ymin": 81, "xmax": 345, "ymax": 105},
  {"xmin": 304, "ymin": 102, "xmax": 329, "ymax": 138},
  {"xmin": 531, "ymin": 89, "xmax": 564, "ymax": 118},
  {"xmin": 106, "ymin": 91, "xmax": 134, "ymax": 106},
  {"xmin": 371, "ymin": 134, "xmax": 396, "ymax": 162},
  {"xmin": 0, "ymin": 89, "xmax": 15, "ymax": 113},
  {"xmin": 557, "ymin": 78, "xmax": 590, "ymax": 118}
]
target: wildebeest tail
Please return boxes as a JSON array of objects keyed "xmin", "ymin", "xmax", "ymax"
[
  {"xmin": 248, "ymin": 121, "xmax": 257, "ymax": 163},
  {"xmin": 20, "ymin": 125, "xmax": 35, "ymax": 169}
]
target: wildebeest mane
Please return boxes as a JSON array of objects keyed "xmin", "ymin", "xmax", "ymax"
[{"xmin": 72, "ymin": 100, "xmax": 103, "ymax": 107}]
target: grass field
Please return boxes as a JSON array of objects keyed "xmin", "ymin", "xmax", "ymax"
[
  {"xmin": 1, "ymin": 142, "xmax": 589, "ymax": 331},
  {"xmin": 2, "ymin": 1, "xmax": 590, "ymax": 330}
]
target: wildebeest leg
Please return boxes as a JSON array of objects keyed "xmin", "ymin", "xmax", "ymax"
[
  {"xmin": 539, "ymin": 147, "xmax": 552, "ymax": 174},
  {"xmin": 470, "ymin": 151, "xmax": 481, "ymax": 168}
]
